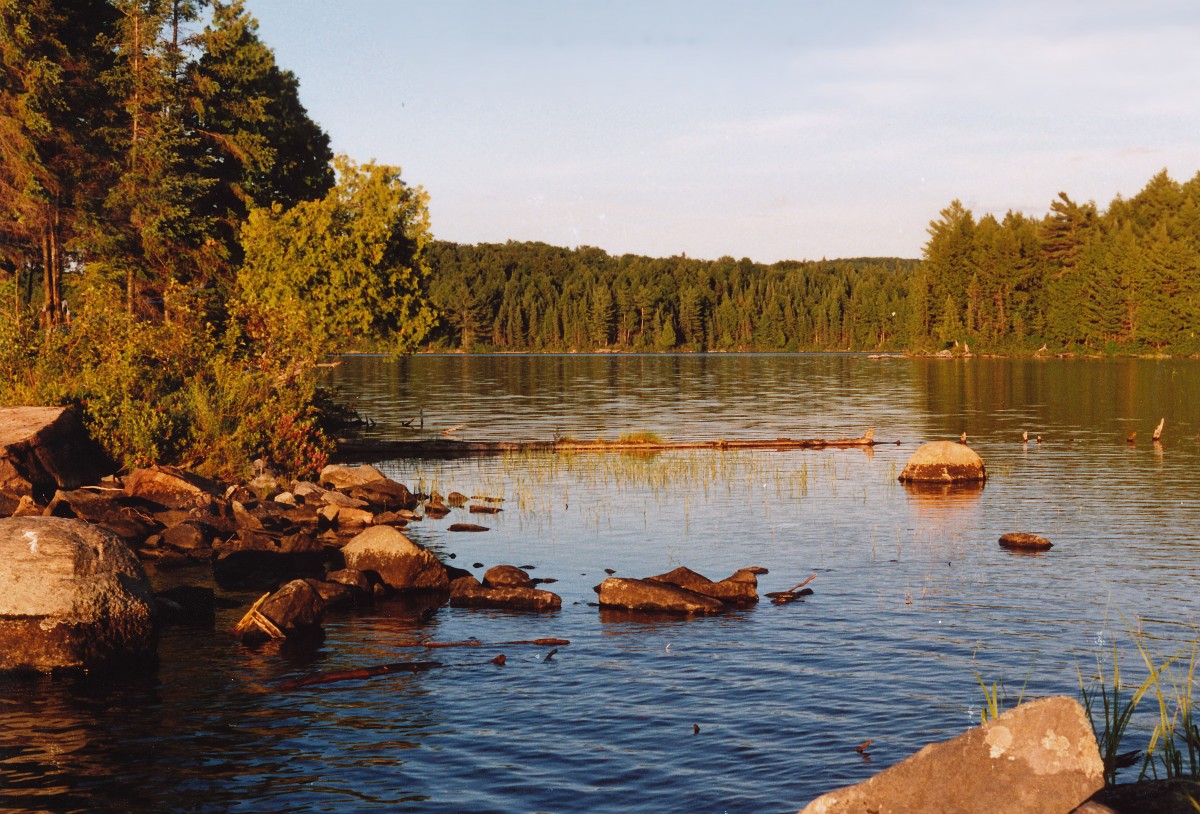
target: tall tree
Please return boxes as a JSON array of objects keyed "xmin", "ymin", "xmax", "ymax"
[
  {"xmin": 191, "ymin": 0, "xmax": 332, "ymax": 269},
  {"xmin": 0, "ymin": 0, "xmax": 114, "ymax": 324}
]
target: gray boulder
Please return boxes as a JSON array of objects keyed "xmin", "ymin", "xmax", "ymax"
[
  {"xmin": 0, "ymin": 517, "xmax": 156, "ymax": 672},
  {"xmin": 800, "ymin": 696, "xmax": 1103, "ymax": 814},
  {"xmin": 341, "ymin": 525, "xmax": 449, "ymax": 591}
]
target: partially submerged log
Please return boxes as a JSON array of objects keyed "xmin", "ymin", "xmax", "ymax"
[{"xmin": 336, "ymin": 430, "xmax": 889, "ymax": 461}]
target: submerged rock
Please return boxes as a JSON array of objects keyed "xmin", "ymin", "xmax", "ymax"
[
  {"xmin": 999, "ymin": 532, "xmax": 1053, "ymax": 551},
  {"xmin": 799, "ymin": 696, "xmax": 1102, "ymax": 814},
  {"xmin": 898, "ymin": 440, "xmax": 987, "ymax": 484},
  {"xmin": 483, "ymin": 565, "xmax": 535, "ymax": 589},
  {"xmin": 450, "ymin": 582, "xmax": 562, "ymax": 612},
  {"xmin": 0, "ymin": 517, "xmax": 156, "ymax": 672}
]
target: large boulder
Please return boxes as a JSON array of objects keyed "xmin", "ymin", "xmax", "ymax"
[
  {"xmin": 799, "ymin": 696, "xmax": 1103, "ymax": 814},
  {"xmin": 0, "ymin": 406, "xmax": 114, "ymax": 503},
  {"xmin": 898, "ymin": 440, "xmax": 987, "ymax": 484},
  {"xmin": 0, "ymin": 517, "xmax": 156, "ymax": 672},
  {"xmin": 648, "ymin": 566, "xmax": 765, "ymax": 605},
  {"xmin": 341, "ymin": 525, "xmax": 449, "ymax": 591},
  {"xmin": 594, "ymin": 576, "xmax": 728, "ymax": 613}
]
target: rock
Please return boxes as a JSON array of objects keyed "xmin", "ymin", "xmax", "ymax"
[
  {"xmin": 448, "ymin": 523, "xmax": 489, "ymax": 532},
  {"xmin": 160, "ymin": 521, "xmax": 214, "ymax": 551},
  {"xmin": 469, "ymin": 504, "xmax": 501, "ymax": 514},
  {"xmin": 320, "ymin": 490, "xmax": 369, "ymax": 509},
  {"xmin": 483, "ymin": 565, "xmax": 535, "ymax": 589},
  {"xmin": 1076, "ymin": 778, "xmax": 1200, "ymax": 814},
  {"xmin": 45, "ymin": 487, "xmax": 157, "ymax": 542},
  {"xmin": 341, "ymin": 525, "xmax": 449, "ymax": 591},
  {"xmin": 273, "ymin": 491, "xmax": 298, "ymax": 506},
  {"xmin": 347, "ymin": 479, "xmax": 418, "ymax": 511},
  {"xmin": 594, "ymin": 577, "xmax": 728, "ymax": 613},
  {"xmin": 446, "ymin": 491, "xmax": 468, "ymax": 507},
  {"xmin": 251, "ymin": 579, "xmax": 326, "ymax": 639},
  {"xmin": 303, "ymin": 578, "xmax": 357, "ymax": 611},
  {"xmin": 799, "ymin": 696, "xmax": 1103, "ymax": 814},
  {"xmin": 325, "ymin": 568, "xmax": 379, "ymax": 601},
  {"xmin": 898, "ymin": 440, "xmax": 987, "ymax": 484},
  {"xmin": 0, "ymin": 517, "xmax": 156, "ymax": 672},
  {"xmin": 450, "ymin": 583, "xmax": 562, "ymax": 611},
  {"xmin": 1000, "ymin": 532, "xmax": 1053, "ymax": 551},
  {"xmin": 0, "ymin": 406, "xmax": 114, "ymax": 501},
  {"xmin": 125, "ymin": 465, "xmax": 226, "ymax": 509},
  {"xmin": 292, "ymin": 481, "xmax": 325, "ymax": 500},
  {"xmin": 648, "ymin": 566, "xmax": 764, "ymax": 605},
  {"xmin": 318, "ymin": 464, "xmax": 387, "ymax": 490},
  {"xmin": 424, "ymin": 501, "xmax": 450, "ymax": 518}
]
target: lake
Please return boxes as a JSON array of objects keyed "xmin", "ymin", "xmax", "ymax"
[{"xmin": 3, "ymin": 353, "xmax": 1199, "ymax": 813}]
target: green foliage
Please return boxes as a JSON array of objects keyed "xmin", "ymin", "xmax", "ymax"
[
  {"xmin": 0, "ymin": 293, "xmax": 331, "ymax": 481},
  {"xmin": 237, "ymin": 156, "xmax": 436, "ymax": 359}
]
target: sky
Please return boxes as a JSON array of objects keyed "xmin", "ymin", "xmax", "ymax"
[{"xmin": 246, "ymin": 0, "xmax": 1200, "ymax": 263}]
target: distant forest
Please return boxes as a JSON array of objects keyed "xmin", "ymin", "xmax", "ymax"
[{"xmin": 425, "ymin": 170, "xmax": 1200, "ymax": 355}]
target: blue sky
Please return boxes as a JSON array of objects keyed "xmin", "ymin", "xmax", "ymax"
[{"xmin": 248, "ymin": 0, "xmax": 1200, "ymax": 262}]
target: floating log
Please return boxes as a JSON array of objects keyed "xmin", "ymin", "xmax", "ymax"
[
  {"xmin": 279, "ymin": 660, "xmax": 443, "ymax": 690},
  {"xmin": 414, "ymin": 637, "xmax": 569, "ymax": 649},
  {"xmin": 336, "ymin": 431, "xmax": 890, "ymax": 461}
]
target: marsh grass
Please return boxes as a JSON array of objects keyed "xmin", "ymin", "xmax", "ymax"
[{"xmin": 1077, "ymin": 623, "xmax": 1200, "ymax": 785}]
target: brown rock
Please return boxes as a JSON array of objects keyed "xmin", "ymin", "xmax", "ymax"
[
  {"xmin": 159, "ymin": 521, "xmax": 213, "ymax": 550},
  {"xmin": 999, "ymin": 532, "xmax": 1053, "ymax": 551},
  {"xmin": 341, "ymin": 525, "xmax": 448, "ymax": 591},
  {"xmin": 898, "ymin": 440, "xmax": 987, "ymax": 484},
  {"xmin": 446, "ymin": 491, "xmax": 468, "ymax": 507},
  {"xmin": 125, "ymin": 465, "xmax": 225, "ymax": 509},
  {"xmin": 800, "ymin": 696, "xmax": 1103, "ymax": 814},
  {"xmin": 483, "ymin": 565, "xmax": 535, "ymax": 589},
  {"xmin": 255, "ymin": 579, "xmax": 326, "ymax": 635},
  {"xmin": 424, "ymin": 501, "xmax": 450, "ymax": 518},
  {"xmin": 594, "ymin": 577, "xmax": 728, "ymax": 613},
  {"xmin": 318, "ymin": 464, "xmax": 387, "ymax": 490},
  {"xmin": 448, "ymin": 523, "xmax": 489, "ymax": 532},
  {"xmin": 450, "ymin": 583, "xmax": 562, "ymax": 611},
  {"xmin": 45, "ymin": 487, "xmax": 157, "ymax": 542},
  {"xmin": 348, "ymin": 479, "xmax": 417, "ymax": 511},
  {"xmin": 649, "ymin": 566, "xmax": 763, "ymax": 605},
  {"xmin": 0, "ymin": 406, "xmax": 114, "ymax": 500},
  {"xmin": 0, "ymin": 517, "xmax": 156, "ymax": 672}
]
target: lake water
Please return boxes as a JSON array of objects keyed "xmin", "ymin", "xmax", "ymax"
[{"xmin": 4, "ymin": 353, "xmax": 1200, "ymax": 813}]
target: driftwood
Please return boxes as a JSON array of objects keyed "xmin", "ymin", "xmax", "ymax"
[
  {"xmin": 279, "ymin": 660, "xmax": 444, "ymax": 690},
  {"xmin": 765, "ymin": 574, "xmax": 817, "ymax": 603},
  {"xmin": 414, "ymin": 637, "xmax": 569, "ymax": 650},
  {"xmin": 231, "ymin": 593, "xmax": 285, "ymax": 639},
  {"xmin": 337, "ymin": 431, "xmax": 889, "ymax": 461}
]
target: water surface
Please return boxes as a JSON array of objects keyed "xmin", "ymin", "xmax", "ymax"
[{"xmin": 3, "ymin": 354, "xmax": 1199, "ymax": 813}]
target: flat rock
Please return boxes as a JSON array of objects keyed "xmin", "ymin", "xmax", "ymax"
[
  {"xmin": 341, "ymin": 525, "xmax": 448, "ymax": 591},
  {"xmin": 898, "ymin": 440, "xmax": 987, "ymax": 484},
  {"xmin": 449, "ymin": 583, "xmax": 562, "ymax": 611},
  {"xmin": 594, "ymin": 576, "xmax": 728, "ymax": 613},
  {"xmin": 800, "ymin": 696, "xmax": 1103, "ymax": 814},
  {"xmin": 1000, "ymin": 532, "xmax": 1053, "ymax": 551},
  {"xmin": 0, "ymin": 406, "xmax": 114, "ymax": 499},
  {"xmin": 0, "ymin": 516, "xmax": 156, "ymax": 672},
  {"xmin": 125, "ymin": 465, "xmax": 225, "ymax": 509},
  {"xmin": 318, "ymin": 464, "xmax": 387, "ymax": 490}
]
